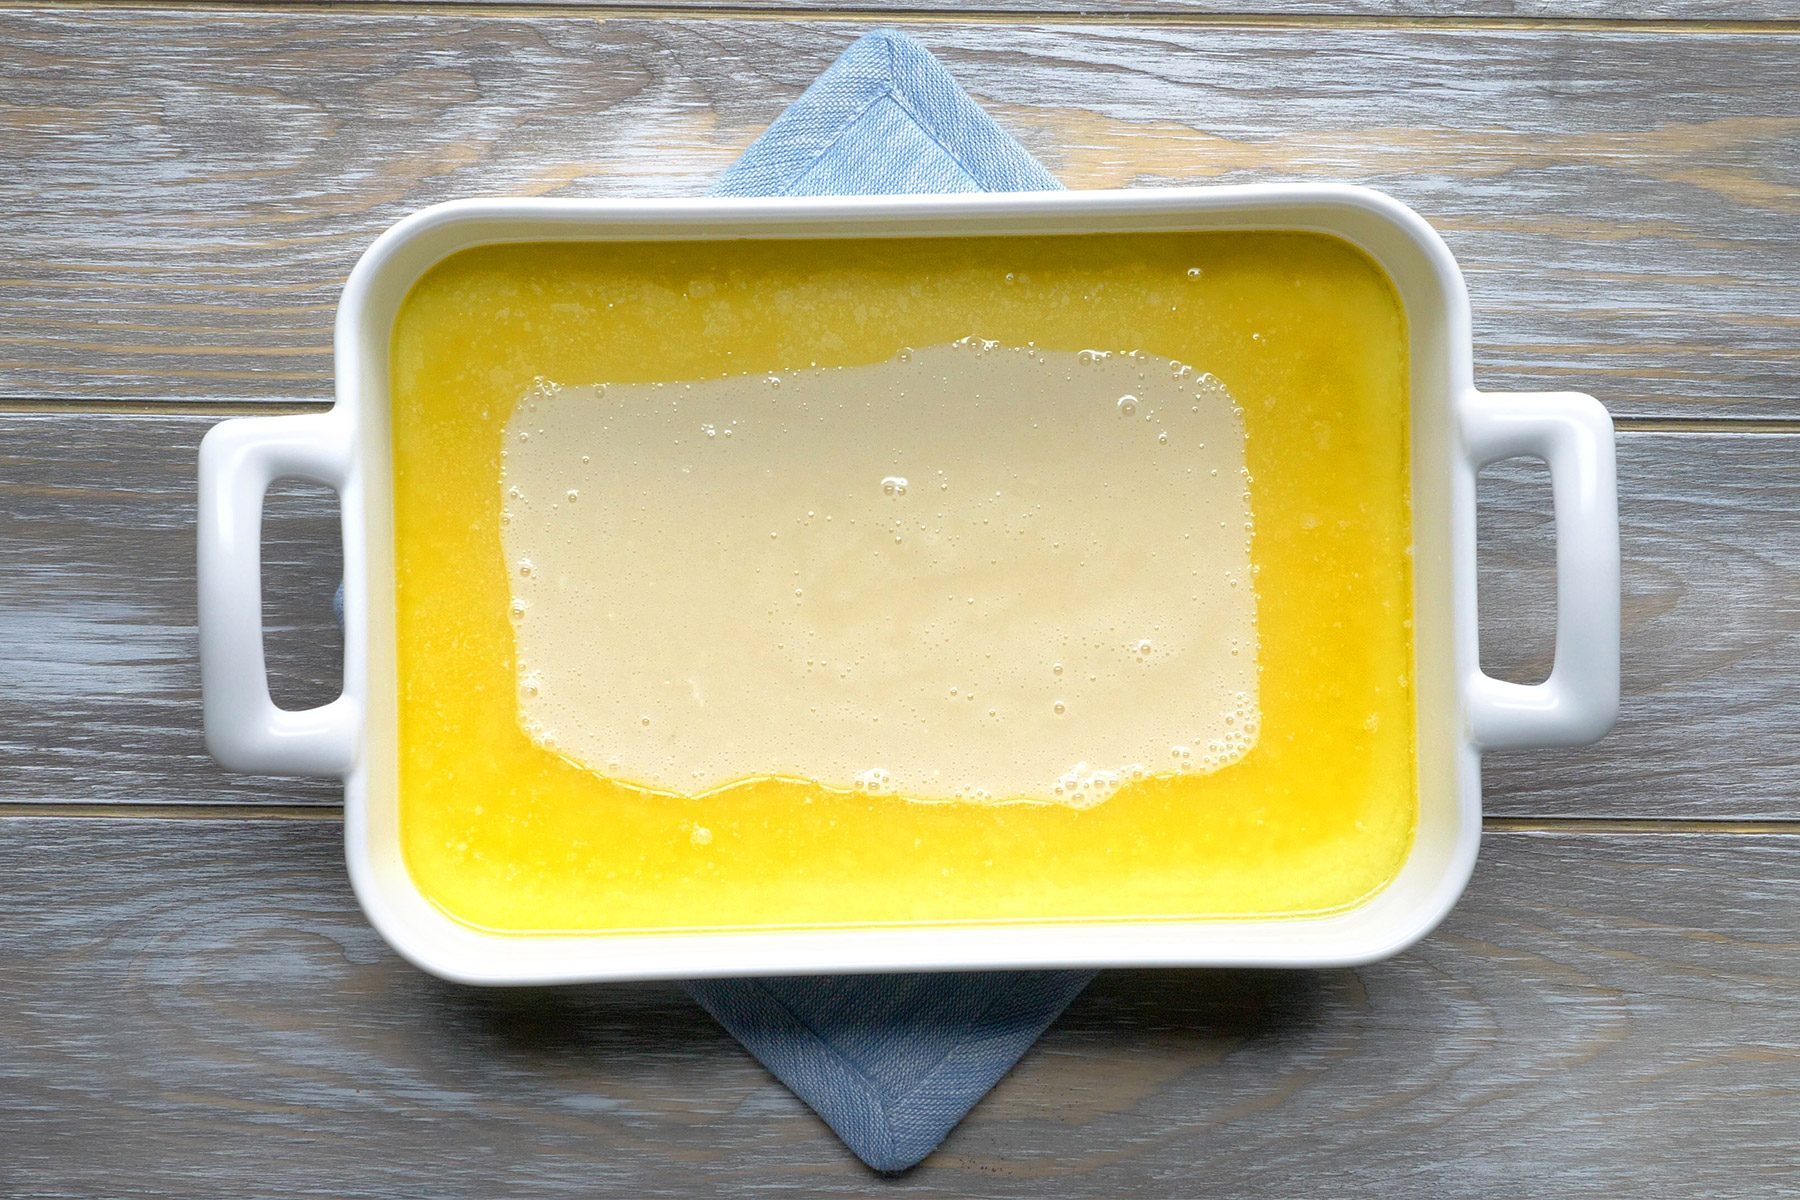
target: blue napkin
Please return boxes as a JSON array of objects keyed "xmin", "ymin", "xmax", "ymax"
[{"xmin": 685, "ymin": 31, "xmax": 1093, "ymax": 1174}]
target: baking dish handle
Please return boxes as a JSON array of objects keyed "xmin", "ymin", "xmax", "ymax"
[
  {"xmin": 197, "ymin": 411, "xmax": 359, "ymax": 776},
  {"xmin": 1462, "ymin": 390, "xmax": 1620, "ymax": 750}
]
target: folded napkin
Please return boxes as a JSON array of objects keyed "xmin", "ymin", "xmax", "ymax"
[{"xmin": 686, "ymin": 31, "xmax": 1093, "ymax": 1174}]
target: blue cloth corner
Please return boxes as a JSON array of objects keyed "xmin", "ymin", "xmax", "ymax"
[
  {"xmin": 687, "ymin": 969, "xmax": 1092, "ymax": 1173},
  {"xmin": 713, "ymin": 31, "xmax": 1058, "ymax": 199},
  {"xmin": 687, "ymin": 30, "xmax": 1093, "ymax": 1175}
]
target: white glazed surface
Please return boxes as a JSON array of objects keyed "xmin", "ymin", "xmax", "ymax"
[{"xmin": 196, "ymin": 186, "xmax": 1619, "ymax": 983}]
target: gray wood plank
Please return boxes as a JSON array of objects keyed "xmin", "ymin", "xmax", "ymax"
[
  {"xmin": 0, "ymin": 816, "xmax": 1793, "ymax": 1195},
  {"xmin": 1, "ymin": 413, "xmax": 343, "ymax": 806},
  {"xmin": 1478, "ymin": 431, "xmax": 1800, "ymax": 819},
  {"xmin": 264, "ymin": 1, "xmax": 1800, "ymax": 20},
  {"xmin": 2, "ymin": 412, "xmax": 1794, "ymax": 818},
  {"xmin": 2, "ymin": 12, "xmax": 1795, "ymax": 415}
]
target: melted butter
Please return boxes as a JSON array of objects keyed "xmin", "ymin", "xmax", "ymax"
[
  {"xmin": 389, "ymin": 231, "xmax": 1416, "ymax": 934},
  {"xmin": 501, "ymin": 341, "xmax": 1258, "ymax": 805}
]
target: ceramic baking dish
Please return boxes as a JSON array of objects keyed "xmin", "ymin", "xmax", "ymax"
[{"xmin": 197, "ymin": 185, "xmax": 1619, "ymax": 983}]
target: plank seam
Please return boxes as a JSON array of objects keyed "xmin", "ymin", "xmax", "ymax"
[
  {"xmin": 0, "ymin": 398, "xmax": 332, "ymax": 417},
  {"xmin": 1612, "ymin": 416, "xmax": 1800, "ymax": 435},
  {"xmin": 3, "ymin": 804, "xmax": 1797, "ymax": 833},
  {"xmin": 4, "ymin": 400, "xmax": 1797, "ymax": 434},
  {"xmin": 9, "ymin": 1, "xmax": 1800, "ymax": 36}
]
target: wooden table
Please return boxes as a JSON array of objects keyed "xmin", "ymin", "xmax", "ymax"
[{"xmin": 3, "ymin": 3, "xmax": 1796, "ymax": 1194}]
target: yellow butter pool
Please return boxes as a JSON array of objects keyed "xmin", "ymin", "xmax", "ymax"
[{"xmin": 389, "ymin": 230, "xmax": 1416, "ymax": 934}]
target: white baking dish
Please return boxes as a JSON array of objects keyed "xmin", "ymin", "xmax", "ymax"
[{"xmin": 197, "ymin": 185, "xmax": 1618, "ymax": 983}]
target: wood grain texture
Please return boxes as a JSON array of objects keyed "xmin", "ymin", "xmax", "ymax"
[
  {"xmin": 1478, "ymin": 431, "xmax": 1800, "ymax": 819},
  {"xmin": 3, "ymin": 412, "xmax": 1795, "ymax": 818},
  {"xmin": 0, "ymin": 815, "xmax": 1793, "ymax": 1196},
  {"xmin": 0, "ymin": 413, "xmax": 343, "ymax": 806},
  {"xmin": 177, "ymin": 0, "xmax": 1800, "ymax": 21},
  {"xmin": 3, "ymin": 11, "xmax": 1796, "ymax": 414}
]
